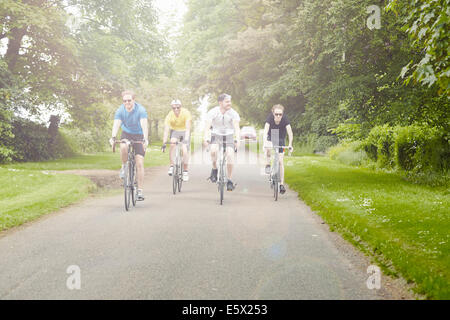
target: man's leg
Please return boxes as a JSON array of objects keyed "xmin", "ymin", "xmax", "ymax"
[
  {"xmin": 136, "ymin": 154, "xmax": 145, "ymax": 189},
  {"xmin": 279, "ymin": 152, "xmax": 285, "ymax": 184},
  {"xmin": 118, "ymin": 143, "xmax": 128, "ymax": 178},
  {"xmin": 182, "ymin": 143, "xmax": 189, "ymax": 171},
  {"xmin": 279, "ymin": 151, "xmax": 287, "ymax": 194},
  {"xmin": 210, "ymin": 143, "xmax": 218, "ymax": 169},
  {"xmin": 120, "ymin": 142, "xmax": 128, "ymax": 164},
  {"xmin": 264, "ymin": 141, "xmax": 272, "ymax": 174},
  {"xmin": 209, "ymin": 143, "xmax": 218, "ymax": 182},
  {"xmin": 169, "ymin": 137, "xmax": 178, "ymax": 166},
  {"xmin": 226, "ymin": 146, "xmax": 235, "ymax": 180}
]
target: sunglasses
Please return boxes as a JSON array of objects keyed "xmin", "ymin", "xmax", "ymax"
[
  {"xmin": 123, "ymin": 99, "xmax": 132, "ymax": 103},
  {"xmin": 274, "ymin": 113, "xmax": 283, "ymax": 116},
  {"xmin": 172, "ymin": 106, "xmax": 181, "ymax": 110}
]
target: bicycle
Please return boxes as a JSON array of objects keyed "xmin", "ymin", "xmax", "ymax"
[
  {"xmin": 265, "ymin": 145, "xmax": 291, "ymax": 201},
  {"xmin": 162, "ymin": 137, "xmax": 184, "ymax": 194},
  {"xmin": 206, "ymin": 136, "xmax": 237, "ymax": 205},
  {"xmin": 113, "ymin": 139, "xmax": 144, "ymax": 211}
]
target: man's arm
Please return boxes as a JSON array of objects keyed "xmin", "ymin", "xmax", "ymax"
[
  {"xmin": 286, "ymin": 124, "xmax": 294, "ymax": 151},
  {"xmin": 110, "ymin": 119, "xmax": 122, "ymax": 146},
  {"xmin": 185, "ymin": 118, "xmax": 192, "ymax": 142},
  {"xmin": 233, "ymin": 119, "xmax": 240, "ymax": 149},
  {"xmin": 140, "ymin": 118, "xmax": 149, "ymax": 148},
  {"xmin": 204, "ymin": 119, "xmax": 212, "ymax": 144},
  {"xmin": 163, "ymin": 121, "xmax": 170, "ymax": 145},
  {"xmin": 263, "ymin": 122, "xmax": 270, "ymax": 145}
]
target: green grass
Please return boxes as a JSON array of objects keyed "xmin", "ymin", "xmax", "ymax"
[
  {"xmin": 285, "ymin": 156, "xmax": 450, "ymax": 299},
  {"xmin": 1, "ymin": 147, "xmax": 169, "ymax": 171},
  {"xmin": 0, "ymin": 168, "xmax": 94, "ymax": 231},
  {"xmin": 0, "ymin": 148, "xmax": 170, "ymax": 231}
]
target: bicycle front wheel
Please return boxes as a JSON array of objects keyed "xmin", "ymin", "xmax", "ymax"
[
  {"xmin": 177, "ymin": 162, "xmax": 183, "ymax": 192},
  {"xmin": 172, "ymin": 165, "xmax": 178, "ymax": 194},
  {"xmin": 124, "ymin": 163, "xmax": 131, "ymax": 211},
  {"xmin": 273, "ymin": 179, "xmax": 278, "ymax": 201},
  {"xmin": 131, "ymin": 162, "xmax": 137, "ymax": 206}
]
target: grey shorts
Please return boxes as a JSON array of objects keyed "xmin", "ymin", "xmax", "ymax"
[
  {"xmin": 170, "ymin": 130, "xmax": 190, "ymax": 149},
  {"xmin": 211, "ymin": 133, "xmax": 235, "ymax": 148}
]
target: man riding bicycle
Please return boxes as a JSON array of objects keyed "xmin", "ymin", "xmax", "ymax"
[
  {"xmin": 109, "ymin": 90, "xmax": 149, "ymax": 201},
  {"xmin": 263, "ymin": 104, "xmax": 293, "ymax": 195},
  {"xmin": 203, "ymin": 94, "xmax": 240, "ymax": 191},
  {"xmin": 162, "ymin": 99, "xmax": 192, "ymax": 182}
]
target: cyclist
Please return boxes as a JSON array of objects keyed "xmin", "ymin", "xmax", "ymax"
[
  {"xmin": 263, "ymin": 104, "xmax": 293, "ymax": 195},
  {"xmin": 109, "ymin": 90, "xmax": 149, "ymax": 201},
  {"xmin": 162, "ymin": 99, "xmax": 192, "ymax": 182},
  {"xmin": 203, "ymin": 93, "xmax": 240, "ymax": 191}
]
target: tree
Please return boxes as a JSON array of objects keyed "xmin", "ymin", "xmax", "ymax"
[{"xmin": 387, "ymin": 0, "xmax": 450, "ymax": 97}]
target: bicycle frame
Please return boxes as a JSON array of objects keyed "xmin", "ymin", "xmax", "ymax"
[
  {"xmin": 217, "ymin": 136, "xmax": 227, "ymax": 205},
  {"xmin": 113, "ymin": 139, "xmax": 143, "ymax": 211},
  {"xmin": 265, "ymin": 145, "xmax": 290, "ymax": 201},
  {"xmin": 167, "ymin": 138, "xmax": 184, "ymax": 194}
]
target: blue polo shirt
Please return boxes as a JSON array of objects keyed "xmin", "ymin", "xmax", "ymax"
[{"xmin": 114, "ymin": 102, "xmax": 148, "ymax": 134}]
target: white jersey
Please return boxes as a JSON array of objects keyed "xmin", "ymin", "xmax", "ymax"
[{"xmin": 207, "ymin": 106, "xmax": 240, "ymax": 136}]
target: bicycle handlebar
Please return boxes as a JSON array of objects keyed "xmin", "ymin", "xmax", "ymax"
[{"xmin": 112, "ymin": 139, "xmax": 144, "ymax": 153}]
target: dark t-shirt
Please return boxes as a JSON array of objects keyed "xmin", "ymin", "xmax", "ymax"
[{"xmin": 266, "ymin": 113, "xmax": 290, "ymax": 143}]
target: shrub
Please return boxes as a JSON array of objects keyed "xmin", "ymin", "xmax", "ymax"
[
  {"xmin": 330, "ymin": 123, "xmax": 364, "ymax": 141},
  {"xmin": 363, "ymin": 124, "xmax": 396, "ymax": 168},
  {"xmin": 394, "ymin": 125, "xmax": 448, "ymax": 173},
  {"xmin": 2, "ymin": 118, "xmax": 75, "ymax": 163},
  {"xmin": 60, "ymin": 127, "xmax": 109, "ymax": 154},
  {"xmin": 362, "ymin": 124, "xmax": 449, "ymax": 173},
  {"xmin": 328, "ymin": 140, "xmax": 368, "ymax": 166}
]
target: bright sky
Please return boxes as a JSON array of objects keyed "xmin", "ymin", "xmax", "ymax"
[{"xmin": 153, "ymin": 0, "xmax": 187, "ymax": 37}]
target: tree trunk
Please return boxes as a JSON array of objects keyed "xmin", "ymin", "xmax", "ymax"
[
  {"xmin": 154, "ymin": 119, "xmax": 159, "ymax": 139},
  {"xmin": 5, "ymin": 27, "xmax": 27, "ymax": 71}
]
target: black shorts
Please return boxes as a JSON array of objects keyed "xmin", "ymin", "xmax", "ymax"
[
  {"xmin": 121, "ymin": 132, "xmax": 145, "ymax": 157},
  {"xmin": 211, "ymin": 133, "xmax": 234, "ymax": 148}
]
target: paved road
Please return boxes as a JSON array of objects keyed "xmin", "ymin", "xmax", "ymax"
[{"xmin": 0, "ymin": 150, "xmax": 398, "ymax": 299}]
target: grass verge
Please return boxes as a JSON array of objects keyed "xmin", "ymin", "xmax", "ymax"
[
  {"xmin": 285, "ymin": 156, "xmax": 449, "ymax": 299},
  {"xmin": 2, "ymin": 147, "xmax": 169, "ymax": 171},
  {"xmin": 0, "ymin": 168, "xmax": 94, "ymax": 231},
  {"xmin": 0, "ymin": 148, "xmax": 169, "ymax": 231}
]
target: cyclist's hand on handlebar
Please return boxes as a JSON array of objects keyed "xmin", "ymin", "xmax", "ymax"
[
  {"xmin": 161, "ymin": 143, "xmax": 166, "ymax": 152},
  {"xmin": 109, "ymin": 137, "xmax": 115, "ymax": 148},
  {"xmin": 143, "ymin": 138, "xmax": 149, "ymax": 149},
  {"xmin": 234, "ymin": 139, "xmax": 240, "ymax": 151},
  {"xmin": 288, "ymin": 145, "xmax": 294, "ymax": 153}
]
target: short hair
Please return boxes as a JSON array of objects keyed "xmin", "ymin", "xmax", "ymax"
[
  {"xmin": 121, "ymin": 90, "xmax": 135, "ymax": 99},
  {"xmin": 272, "ymin": 104, "xmax": 285, "ymax": 112},
  {"xmin": 218, "ymin": 93, "xmax": 231, "ymax": 102}
]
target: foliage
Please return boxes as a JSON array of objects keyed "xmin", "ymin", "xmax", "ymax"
[
  {"xmin": 362, "ymin": 124, "xmax": 449, "ymax": 172},
  {"xmin": 1, "ymin": 118, "xmax": 75, "ymax": 163},
  {"xmin": 387, "ymin": 0, "xmax": 450, "ymax": 97},
  {"xmin": 0, "ymin": 0, "xmax": 171, "ymax": 159},
  {"xmin": 394, "ymin": 125, "xmax": 449, "ymax": 172},
  {"xmin": 60, "ymin": 126, "xmax": 110, "ymax": 154},
  {"xmin": 328, "ymin": 140, "xmax": 368, "ymax": 166}
]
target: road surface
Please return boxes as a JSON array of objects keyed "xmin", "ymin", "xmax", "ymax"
[{"xmin": 0, "ymin": 149, "xmax": 409, "ymax": 299}]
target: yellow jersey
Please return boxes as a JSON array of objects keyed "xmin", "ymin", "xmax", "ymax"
[{"xmin": 164, "ymin": 107, "xmax": 192, "ymax": 131}]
